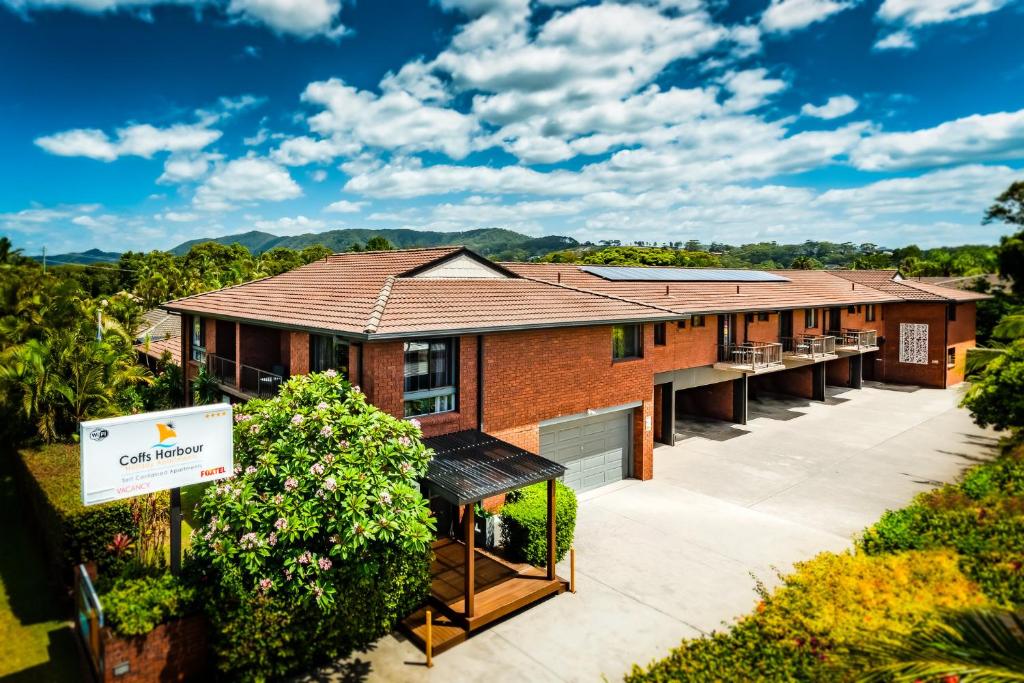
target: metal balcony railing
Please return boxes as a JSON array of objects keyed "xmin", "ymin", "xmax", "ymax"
[
  {"xmin": 241, "ymin": 364, "xmax": 285, "ymax": 398},
  {"xmin": 781, "ymin": 334, "xmax": 837, "ymax": 359},
  {"xmin": 206, "ymin": 353, "xmax": 284, "ymax": 398},
  {"xmin": 830, "ymin": 328, "xmax": 878, "ymax": 350},
  {"xmin": 206, "ymin": 353, "xmax": 237, "ymax": 387},
  {"xmin": 717, "ymin": 341, "xmax": 783, "ymax": 371}
]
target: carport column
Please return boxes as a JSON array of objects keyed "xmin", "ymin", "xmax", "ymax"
[
  {"xmin": 657, "ymin": 383, "xmax": 675, "ymax": 446},
  {"xmin": 850, "ymin": 355, "xmax": 863, "ymax": 390},
  {"xmin": 547, "ymin": 479, "xmax": 556, "ymax": 581},
  {"xmin": 234, "ymin": 322, "xmax": 242, "ymax": 388},
  {"xmin": 812, "ymin": 363, "xmax": 827, "ymax": 401},
  {"xmin": 732, "ymin": 375, "xmax": 748, "ymax": 425},
  {"xmin": 464, "ymin": 503, "xmax": 475, "ymax": 618}
]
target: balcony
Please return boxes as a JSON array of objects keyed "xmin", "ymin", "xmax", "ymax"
[
  {"xmin": 830, "ymin": 329, "xmax": 879, "ymax": 352},
  {"xmin": 206, "ymin": 353, "xmax": 285, "ymax": 399},
  {"xmin": 781, "ymin": 335, "xmax": 837, "ymax": 361},
  {"xmin": 714, "ymin": 341, "xmax": 784, "ymax": 373}
]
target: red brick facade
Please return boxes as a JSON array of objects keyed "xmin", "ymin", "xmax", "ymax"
[
  {"xmin": 99, "ymin": 615, "xmax": 209, "ymax": 683},
  {"xmin": 182, "ymin": 299, "xmax": 978, "ymax": 481}
]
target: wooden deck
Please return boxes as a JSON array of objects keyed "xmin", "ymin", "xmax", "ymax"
[{"xmin": 402, "ymin": 538, "xmax": 569, "ymax": 655}]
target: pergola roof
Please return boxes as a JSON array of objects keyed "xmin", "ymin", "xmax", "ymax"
[{"xmin": 422, "ymin": 430, "xmax": 566, "ymax": 506}]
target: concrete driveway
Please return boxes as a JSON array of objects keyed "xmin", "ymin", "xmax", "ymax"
[{"xmin": 311, "ymin": 383, "xmax": 998, "ymax": 683}]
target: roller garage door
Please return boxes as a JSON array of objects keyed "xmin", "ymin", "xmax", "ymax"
[{"xmin": 540, "ymin": 410, "xmax": 631, "ymax": 492}]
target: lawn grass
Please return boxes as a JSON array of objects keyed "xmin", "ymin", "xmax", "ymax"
[{"xmin": 0, "ymin": 457, "xmax": 81, "ymax": 681}]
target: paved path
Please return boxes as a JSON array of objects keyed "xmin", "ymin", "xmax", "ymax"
[{"xmin": 309, "ymin": 382, "xmax": 998, "ymax": 683}]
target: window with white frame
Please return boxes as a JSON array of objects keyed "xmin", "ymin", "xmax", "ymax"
[{"xmin": 403, "ymin": 339, "xmax": 457, "ymax": 417}]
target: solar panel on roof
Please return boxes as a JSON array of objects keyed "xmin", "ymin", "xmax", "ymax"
[{"xmin": 580, "ymin": 266, "xmax": 791, "ymax": 283}]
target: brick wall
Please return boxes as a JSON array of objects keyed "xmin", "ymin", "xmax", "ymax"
[
  {"xmin": 480, "ymin": 325, "xmax": 654, "ymax": 479},
  {"xmin": 239, "ymin": 323, "xmax": 282, "ymax": 372},
  {"xmin": 793, "ymin": 307, "xmax": 824, "ymax": 337},
  {"xmin": 946, "ymin": 302, "xmax": 977, "ymax": 386},
  {"xmin": 880, "ymin": 302, "xmax": 947, "ymax": 388},
  {"xmin": 826, "ymin": 357, "xmax": 851, "ymax": 386},
  {"xmin": 744, "ymin": 313, "xmax": 778, "ymax": 344},
  {"xmin": 675, "ymin": 381, "xmax": 734, "ymax": 421},
  {"xmin": 752, "ymin": 365, "xmax": 814, "ymax": 398},
  {"xmin": 100, "ymin": 615, "xmax": 209, "ymax": 683},
  {"xmin": 649, "ymin": 316, "xmax": 718, "ymax": 373}
]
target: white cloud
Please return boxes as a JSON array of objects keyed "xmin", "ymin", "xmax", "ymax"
[
  {"xmin": 324, "ymin": 199, "xmax": 365, "ymax": 213},
  {"xmin": 193, "ymin": 157, "xmax": 302, "ymax": 211},
  {"xmin": 310, "ymin": 169, "xmax": 327, "ymax": 182},
  {"xmin": 157, "ymin": 152, "xmax": 220, "ymax": 184},
  {"xmin": 720, "ymin": 68, "xmax": 788, "ymax": 112},
  {"xmin": 6, "ymin": 0, "xmax": 348, "ymax": 38},
  {"xmin": 157, "ymin": 211, "xmax": 201, "ymax": 222},
  {"xmin": 877, "ymin": 0, "xmax": 1013, "ymax": 27},
  {"xmin": 874, "ymin": 0, "xmax": 1014, "ymax": 49},
  {"xmin": 801, "ymin": 95, "xmax": 859, "ymax": 120},
  {"xmin": 761, "ymin": 0, "xmax": 857, "ymax": 33},
  {"xmin": 36, "ymin": 122, "xmax": 221, "ymax": 161},
  {"xmin": 851, "ymin": 109, "xmax": 1024, "ymax": 170},
  {"xmin": 301, "ymin": 78, "xmax": 479, "ymax": 159},
  {"xmin": 270, "ymin": 134, "xmax": 360, "ymax": 166},
  {"xmin": 873, "ymin": 30, "xmax": 916, "ymax": 50},
  {"xmin": 252, "ymin": 215, "xmax": 328, "ymax": 233},
  {"xmin": 0, "ymin": 203, "xmax": 101, "ymax": 228}
]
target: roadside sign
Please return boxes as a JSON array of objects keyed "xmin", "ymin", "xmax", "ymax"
[{"xmin": 80, "ymin": 404, "xmax": 234, "ymax": 506}]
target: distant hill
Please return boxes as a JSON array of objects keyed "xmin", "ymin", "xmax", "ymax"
[
  {"xmin": 33, "ymin": 248, "xmax": 121, "ymax": 265},
  {"xmin": 169, "ymin": 228, "xmax": 578, "ymax": 260}
]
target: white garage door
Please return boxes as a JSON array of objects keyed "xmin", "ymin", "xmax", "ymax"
[{"xmin": 540, "ymin": 410, "xmax": 631, "ymax": 493}]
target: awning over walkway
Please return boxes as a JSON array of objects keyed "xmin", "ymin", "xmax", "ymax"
[{"xmin": 422, "ymin": 430, "xmax": 566, "ymax": 506}]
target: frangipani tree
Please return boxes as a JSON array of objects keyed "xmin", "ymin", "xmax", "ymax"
[{"xmin": 190, "ymin": 371, "xmax": 435, "ymax": 679}]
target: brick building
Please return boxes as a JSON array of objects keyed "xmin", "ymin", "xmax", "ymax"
[{"xmin": 163, "ymin": 247, "xmax": 987, "ymax": 494}]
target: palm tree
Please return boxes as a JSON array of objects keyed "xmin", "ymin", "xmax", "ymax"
[{"xmin": 858, "ymin": 609, "xmax": 1024, "ymax": 682}]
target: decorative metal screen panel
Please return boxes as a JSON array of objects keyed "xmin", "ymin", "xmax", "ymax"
[{"xmin": 899, "ymin": 323, "xmax": 929, "ymax": 364}]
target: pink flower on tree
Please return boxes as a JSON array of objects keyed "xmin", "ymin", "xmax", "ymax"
[
  {"xmin": 379, "ymin": 490, "xmax": 392, "ymax": 506},
  {"xmin": 320, "ymin": 425, "xmax": 333, "ymax": 437},
  {"xmin": 317, "ymin": 401, "xmax": 329, "ymax": 410},
  {"xmin": 245, "ymin": 465, "xmax": 257, "ymax": 475},
  {"xmin": 274, "ymin": 517, "xmax": 288, "ymax": 531},
  {"xmin": 273, "ymin": 494, "xmax": 284, "ymax": 505},
  {"xmin": 284, "ymin": 477, "xmax": 298, "ymax": 491},
  {"xmin": 268, "ymin": 532, "xmax": 277, "ymax": 546},
  {"xmin": 239, "ymin": 532, "xmax": 259, "ymax": 550},
  {"xmin": 324, "ymin": 369, "xmax": 337, "ymax": 378},
  {"xmin": 408, "ymin": 418, "xmax": 421, "ymax": 429},
  {"xmin": 258, "ymin": 578, "xmax": 273, "ymax": 593},
  {"xmin": 398, "ymin": 436, "xmax": 412, "ymax": 447},
  {"xmin": 318, "ymin": 557, "xmax": 332, "ymax": 571},
  {"xmin": 291, "ymin": 414, "xmax": 304, "ymax": 425},
  {"xmin": 297, "ymin": 551, "xmax": 312, "ymax": 565},
  {"xmin": 323, "ymin": 477, "xmax": 337, "ymax": 492},
  {"xmin": 310, "ymin": 463, "xmax": 325, "ymax": 476}
]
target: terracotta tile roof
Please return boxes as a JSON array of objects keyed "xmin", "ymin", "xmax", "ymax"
[
  {"xmin": 164, "ymin": 247, "xmax": 680, "ymax": 338},
  {"xmin": 134, "ymin": 308, "xmax": 180, "ymax": 343},
  {"xmin": 830, "ymin": 270, "xmax": 990, "ymax": 302},
  {"xmin": 136, "ymin": 335, "xmax": 181, "ymax": 365},
  {"xmin": 163, "ymin": 247, "xmax": 988, "ymax": 338},
  {"xmin": 503, "ymin": 263, "xmax": 901, "ymax": 313}
]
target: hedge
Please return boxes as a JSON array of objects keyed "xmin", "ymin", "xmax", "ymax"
[
  {"xmin": 100, "ymin": 572, "xmax": 198, "ymax": 637},
  {"xmin": 15, "ymin": 444, "xmax": 138, "ymax": 581},
  {"xmin": 626, "ymin": 550, "xmax": 990, "ymax": 682},
  {"xmin": 858, "ymin": 444, "xmax": 1024, "ymax": 604},
  {"xmin": 502, "ymin": 480, "xmax": 577, "ymax": 566}
]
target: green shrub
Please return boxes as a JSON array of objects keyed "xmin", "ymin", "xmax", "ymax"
[
  {"xmin": 858, "ymin": 447, "xmax": 1024, "ymax": 604},
  {"xmin": 100, "ymin": 572, "xmax": 198, "ymax": 637},
  {"xmin": 190, "ymin": 371, "xmax": 434, "ymax": 681},
  {"xmin": 627, "ymin": 550, "xmax": 989, "ymax": 682},
  {"xmin": 501, "ymin": 480, "xmax": 576, "ymax": 566},
  {"xmin": 15, "ymin": 444, "xmax": 139, "ymax": 579}
]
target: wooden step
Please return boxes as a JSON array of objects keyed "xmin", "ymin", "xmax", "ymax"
[{"xmin": 401, "ymin": 606, "xmax": 468, "ymax": 656}]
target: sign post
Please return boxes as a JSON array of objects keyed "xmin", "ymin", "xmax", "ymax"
[{"xmin": 81, "ymin": 404, "xmax": 234, "ymax": 573}]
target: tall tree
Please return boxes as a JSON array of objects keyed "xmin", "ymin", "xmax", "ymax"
[{"xmin": 985, "ymin": 181, "xmax": 1024, "ymax": 294}]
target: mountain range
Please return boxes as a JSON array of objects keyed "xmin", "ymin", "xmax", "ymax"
[{"xmin": 39, "ymin": 228, "xmax": 578, "ymax": 264}]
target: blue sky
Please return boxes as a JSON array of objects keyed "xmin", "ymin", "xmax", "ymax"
[{"xmin": 2, "ymin": 0, "xmax": 1024, "ymax": 255}]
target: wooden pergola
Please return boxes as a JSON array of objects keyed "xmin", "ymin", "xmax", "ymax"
[{"xmin": 403, "ymin": 430, "xmax": 572, "ymax": 656}]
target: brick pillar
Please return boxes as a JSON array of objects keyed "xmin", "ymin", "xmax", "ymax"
[
  {"xmin": 234, "ymin": 322, "xmax": 241, "ymax": 388},
  {"xmin": 289, "ymin": 331, "xmax": 310, "ymax": 376},
  {"xmin": 633, "ymin": 399, "xmax": 654, "ymax": 480}
]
